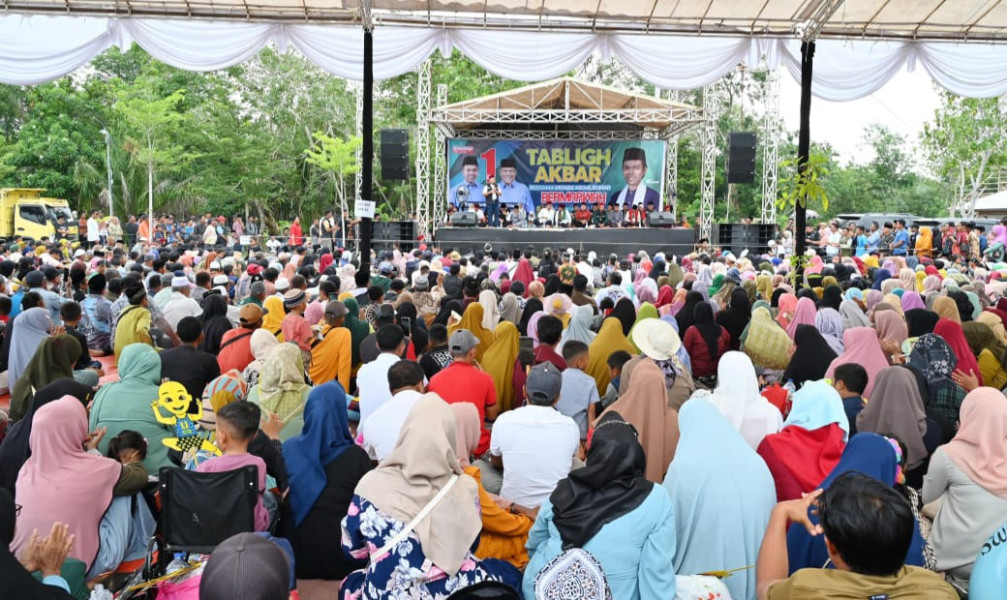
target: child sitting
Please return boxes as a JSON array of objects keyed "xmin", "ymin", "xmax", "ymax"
[
  {"xmin": 599, "ymin": 350, "xmax": 632, "ymax": 412},
  {"xmin": 106, "ymin": 429, "xmax": 148, "ymax": 466},
  {"xmin": 558, "ymin": 341, "xmax": 600, "ymax": 440},
  {"xmin": 832, "ymin": 363, "xmax": 868, "ymax": 437},
  {"xmin": 197, "ymin": 402, "xmax": 271, "ymax": 532},
  {"xmin": 60, "ymin": 300, "xmax": 104, "ymax": 388}
]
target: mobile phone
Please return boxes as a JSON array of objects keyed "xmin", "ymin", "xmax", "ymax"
[
  {"xmin": 401, "ymin": 316, "xmax": 411, "ymax": 331},
  {"xmin": 518, "ymin": 336, "xmax": 535, "ymax": 367}
]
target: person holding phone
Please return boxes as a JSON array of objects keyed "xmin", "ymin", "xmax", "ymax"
[{"xmin": 483, "ymin": 175, "xmax": 502, "ymax": 228}]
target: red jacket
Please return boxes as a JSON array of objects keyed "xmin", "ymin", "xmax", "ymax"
[{"xmin": 682, "ymin": 325, "xmax": 730, "ymax": 377}]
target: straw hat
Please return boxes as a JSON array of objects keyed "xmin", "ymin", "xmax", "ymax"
[{"xmin": 631, "ymin": 318, "xmax": 681, "ymax": 361}]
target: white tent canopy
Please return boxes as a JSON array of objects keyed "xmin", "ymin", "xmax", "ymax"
[
  {"xmin": 975, "ymin": 190, "xmax": 1007, "ymax": 215},
  {"xmin": 3, "ymin": 0, "xmax": 1007, "ymax": 100}
]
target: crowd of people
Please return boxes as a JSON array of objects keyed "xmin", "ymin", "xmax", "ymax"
[
  {"xmin": 444, "ymin": 201, "xmax": 691, "ymax": 229},
  {"xmin": 0, "ymin": 222, "xmax": 1005, "ymax": 600}
]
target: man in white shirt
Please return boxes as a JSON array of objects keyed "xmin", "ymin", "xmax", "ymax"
[
  {"xmin": 86, "ymin": 210, "xmax": 100, "ymax": 246},
  {"xmin": 355, "ymin": 324, "xmax": 407, "ymax": 425},
  {"xmin": 360, "ymin": 360, "xmax": 425, "ymax": 462},
  {"xmin": 162, "ymin": 276, "xmax": 202, "ymax": 332},
  {"xmin": 487, "ymin": 362, "xmax": 580, "ymax": 507},
  {"xmin": 537, "ymin": 201, "xmax": 555, "ymax": 227}
]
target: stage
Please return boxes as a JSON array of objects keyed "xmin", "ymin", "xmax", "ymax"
[{"xmin": 432, "ymin": 226, "xmax": 697, "ymax": 257}]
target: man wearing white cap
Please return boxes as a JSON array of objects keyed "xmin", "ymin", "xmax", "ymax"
[{"xmin": 163, "ymin": 274, "xmax": 201, "ymax": 332}]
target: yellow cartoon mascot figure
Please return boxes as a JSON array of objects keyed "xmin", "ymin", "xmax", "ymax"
[{"xmin": 151, "ymin": 381, "xmax": 219, "ymax": 454}]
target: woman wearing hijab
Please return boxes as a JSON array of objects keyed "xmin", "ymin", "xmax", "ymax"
[
  {"xmin": 835, "ymin": 300, "xmax": 866, "ymax": 332},
  {"xmin": 498, "ymin": 292, "xmax": 521, "ymax": 326},
  {"xmin": 782, "ymin": 325, "xmax": 838, "ymax": 390},
  {"xmin": 7, "ymin": 307, "xmax": 51, "ymax": 398},
  {"xmin": 814, "ymin": 307, "xmax": 845, "ymax": 355},
  {"xmin": 934, "ymin": 318, "xmax": 982, "ymax": 386},
  {"xmin": 857, "ymin": 367, "xmax": 929, "ymax": 476},
  {"xmin": 905, "ymin": 309, "xmax": 939, "ymax": 338},
  {"xmin": 341, "ymin": 395, "xmax": 520, "ymax": 599},
  {"xmin": 448, "ymin": 303, "xmax": 495, "ymax": 363},
  {"xmin": 90, "ymin": 343, "xmax": 172, "ymax": 472},
  {"xmin": 904, "ymin": 334, "xmax": 966, "ymax": 431},
  {"xmin": 0, "ymin": 379, "xmax": 91, "ymax": 493},
  {"xmin": 977, "ymin": 310, "xmax": 1007, "ymax": 345},
  {"xmin": 524, "ymin": 412, "xmax": 676, "ymax": 600},
  {"xmin": 0, "ymin": 487, "xmax": 76, "ymax": 600},
  {"xmin": 558, "ymin": 304, "xmax": 596, "ymax": 355},
  {"xmin": 785, "ymin": 297, "xmax": 817, "ymax": 340},
  {"xmin": 664, "ymin": 398, "xmax": 774, "ymax": 600},
  {"xmin": 586, "ymin": 318, "xmax": 636, "ymax": 394},
  {"xmin": 756, "ymin": 380, "xmax": 848, "ymax": 502},
  {"xmin": 481, "ymin": 322, "xmax": 519, "ymax": 413},
  {"xmin": 200, "ymin": 293, "xmax": 233, "ymax": 355},
  {"xmin": 8, "ymin": 335, "xmax": 80, "ymax": 422},
  {"xmin": 281, "ymin": 381, "xmax": 372, "ymax": 581},
  {"xmin": 949, "ymin": 290, "xmax": 976, "ymax": 322},
  {"xmin": 675, "ymin": 291, "xmax": 705, "ymax": 333},
  {"xmin": 241, "ymin": 328, "xmax": 279, "ymax": 388},
  {"xmin": 825, "ymin": 327, "xmax": 890, "ymax": 398},
  {"xmin": 786, "ymin": 433, "xmax": 928, "ymax": 574},
  {"xmin": 683, "ymin": 301, "xmax": 730, "ymax": 382},
  {"xmin": 516, "ymin": 297, "xmax": 542, "ymax": 336},
  {"xmin": 923, "ymin": 388, "xmax": 1007, "ymax": 591},
  {"xmin": 820, "ymin": 285, "xmax": 843, "ymax": 311},
  {"xmin": 902, "ymin": 291, "xmax": 926, "ymax": 312},
  {"xmin": 249, "ymin": 343, "xmax": 311, "ymax": 441},
  {"xmin": 933, "ymin": 295, "xmax": 961, "ymax": 324},
  {"xmin": 775, "ymin": 293, "xmax": 798, "ymax": 330},
  {"xmin": 13, "ymin": 396, "xmax": 149, "ymax": 576},
  {"xmin": 706, "ymin": 351, "xmax": 782, "ymax": 449},
  {"xmin": 627, "ymin": 302, "xmax": 659, "ymax": 350},
  {"xmin": 962, "ymin": 321, "xmax": 1007, "ymax": 388},
  {"xmin": 716, "ymin": 288, "xmax": 751, "ymax": 351},
  {"xmin": 599, "ymin": 359, "xmax": 680, "ymax": 483},
  {"xmin": 874, "ymin": 310, "xmax": 909, "ymax": 358},
  {"xmin": 262, "ymin": 295, "xmax": 286, "ymax": 341},
  {"xmin": 477, "ymin": 289, "xmax": 500, "ymax": 331},
  {"xmin": 610, "ymin": 297, "xmax": 637, "ymax": 336},
  {"xmin": 452, "ymin": 403, "xmax": 533, "ymax": 569}
]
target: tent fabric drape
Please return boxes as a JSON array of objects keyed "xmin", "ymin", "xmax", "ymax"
[{"xmin": 4, "ymin": 14, "xmax": 1007, "ymax": 101}]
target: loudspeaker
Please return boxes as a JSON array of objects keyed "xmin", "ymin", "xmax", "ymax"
[
  {"xmin": 727, "ymin": 132, "xmax": 757, "ymax": 184},
  {"xmin": 381, "ymin": 129, "xmax": 409, "ymax": 181},
  {"xmin": 716, "ymin": 223, "xmax": 777, "ymax": 256},
  {"xmin": 370, "ymin": 220, "xmax": 417, "ymax": 252},
  {"xmin": 450, "ymin": 211, "xmax": 478, "ymax": 227},
  {"xmin": 647, "ymin": 212, "xmax": 676, "ymax": 227}
]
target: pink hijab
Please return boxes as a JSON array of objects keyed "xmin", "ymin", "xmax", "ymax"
[
  {"xmin": 786, "ymin": 297, "xmax": 817, "ymax": 340},
  {"xmin": 901, "ymin": 291, "xmax": 925, "ymax": 311},
  {"xmin": 944, "ymin": 388, "xmax": 1007, "ymax": 499},
  {"xmin": 874, "ymin": 310, "xmax": 908, "ymax": 347},
  {"xmin": 526, "ymin": 311, "xmax": 545, "ymax": 345},
  {"xmin": 451, "ymin": 402, "xmax": 482, "ymax": 469},
  {"xmin": 776, "ymin": 293, "xmax": 798, "ymax": 329},
  {"xmin": 12, "ymin": 396, "xmax": 121, "ymax": 569},
  {"xmin": 825, "ymin": 327, "xmax": 890, "ymax": 398}
]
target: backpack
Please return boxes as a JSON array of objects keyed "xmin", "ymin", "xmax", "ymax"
[{"xmin": 534, "ymin": 548, "xmax": 612, "ymax": 600}]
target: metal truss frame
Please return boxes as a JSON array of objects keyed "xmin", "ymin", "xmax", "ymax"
[
  {"xmin": 432, "ymin": 108, "xmax": 704, "ymax": 139},
  {"xmin": 761, "ymin": 66, "xmax": 780, "ymax": 224},
  {"xmin": 431, "ymin": 84, "xmax": 449, "ymax": 237},
  {"xmin": 415, "ymin": 59, "xmax": 431, "ymax": 239},
  {"xmin": 700, "ymin": 84, "xmax": 718, "ymax": 243},
  {"xmin": 664, "ymin": 88, "xmax": 680, "ymax": 221}
]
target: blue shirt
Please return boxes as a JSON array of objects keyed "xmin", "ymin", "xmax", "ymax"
[
  {"xmin": 892, "ymin": 229, "xmax": 910, "ymax": 255},
  {"xmin": 855, "ymin": 234, "xmax": 868, "ymax": 255},
  {"xmin": 500, "ymin": 180, "xmax": 535, "ymax": 214},
  {"xmin": 557, "ymin": 368, "xmax": 599, "ymax": 439},
  {"xmin": 865, "ymin": 231, "xmax": 881, "ymax": 253}
]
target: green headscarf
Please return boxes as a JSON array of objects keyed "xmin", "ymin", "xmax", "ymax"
[
  {"xmin": 963, "ymin": 321, "xmax": 1007, "ymax": 369},
  {"xmin": 628, "ymin": 302, "xmax": 659, "ymax": 352},
  {"xmin": 708, "ymin": 274, "xmax": 726, "ymax": 296},
  {"xmin": 341, "ymin": 297, "xmax": 370, "ymax": 366},
  {"xmin": 257, "ymin": 343, "xmax": 310, "ymax": 421},
  {"xmin": 9, "ymin": 334, "xmax": 80, "ymax": 421}
]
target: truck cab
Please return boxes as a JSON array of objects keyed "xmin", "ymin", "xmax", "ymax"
[{"xmin": 0, "ymin": 188, "xmax": 75, "ymax": 242}]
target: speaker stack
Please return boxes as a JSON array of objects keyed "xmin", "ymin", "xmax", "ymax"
[
  {"xmin": 716, "ymin": 223, "xmax": 777, "ymax": 256},
  {"xmin": 449, "ymin": 212, "xmax": 479, "ymax": 227},
  {"xmin": 370, "ymin": 221, "xmax": 417, "ymax": 252},
  {"xmin": 380, "ymin": 129, "xmax": 409, "ymax": 181},
  {"xmin": 647, "ymin": 212, "xmax": 676, "ymax": 228},
  {"xmin": 727, "ymin": 132, "xmax": 757, "ymax": 184}
]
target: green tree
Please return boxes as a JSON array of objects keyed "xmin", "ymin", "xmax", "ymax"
[{"xmin": 305, "ymin": 132, "xmax": 362, "ymax": 225}]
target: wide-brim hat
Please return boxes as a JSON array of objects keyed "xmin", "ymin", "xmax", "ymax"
[{"xmin": 631, "ymin": 318, "xmax": 681, "ymax": 361}]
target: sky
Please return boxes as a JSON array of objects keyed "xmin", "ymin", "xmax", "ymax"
[{"xmin": 778, "ymin": 66, "xmax": 941, "ymax": 173}]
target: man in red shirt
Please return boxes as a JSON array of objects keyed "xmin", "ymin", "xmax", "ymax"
[
  {"xmin": 513, "ymin": 315, "xmax": 566, "ymax": 407},
  {"xmin": 427, "ymin": 329, "xmax": 498, "ymax": 456},
  {"xmin": 217, "ymin": 304, "xmax": 263, "ymax": 373}
]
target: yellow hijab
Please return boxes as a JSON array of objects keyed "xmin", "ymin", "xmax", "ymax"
[
  {"xmin": 882, "ymin": 293, "xmax": 905, "ymax": 317},
  {"xmin": 587, "ymin": 317, "xmax": 637, "ymax": 394},
  {"xmin": 481, "ymin": 322, "xmax": 519, "ymax": 413},
  {"xmin": 449, "ymin": 303, "xmax": 495, "ymax": 362},
  {"xmin": 262, "ymin": 295, "xmax": 286, "ymax": 342}
]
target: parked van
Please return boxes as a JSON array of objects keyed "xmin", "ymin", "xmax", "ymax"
[{"xmin": 0, "ymin": 188, "xmax": 76, "ymax": 241}]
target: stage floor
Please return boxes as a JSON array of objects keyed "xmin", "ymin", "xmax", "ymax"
[{"xmin": 433, "ymin": 226, "xmax": 697, "ymax": 257}]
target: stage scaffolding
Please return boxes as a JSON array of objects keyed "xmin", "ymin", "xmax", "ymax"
[{"xmin": 422, "ymin": 77, "xmax": 705, "ymax": 238}]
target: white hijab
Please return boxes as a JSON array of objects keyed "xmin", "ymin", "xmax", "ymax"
[
  {"xmin": 478, "ymin": 289, "xmax": 500, "ymax": 330},
  {"xmin": 703, "ymin": 351, "xmax": 783, "ymax": 449}
]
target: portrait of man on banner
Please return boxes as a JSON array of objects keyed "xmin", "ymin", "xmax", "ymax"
[{"xmin": 608, "ymin": 147, "xmax": 660, "ymax": 210}]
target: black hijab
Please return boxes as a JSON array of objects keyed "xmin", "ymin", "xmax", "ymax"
[
  {"xmin": 716, "ymin": 288, "xmax": 751, "ymax": 348},
  {"xmin": 199, "ymin": 292, "xmax": 233, "ymax": 354},
  {"xmin": 434, "ymin": 299, "xmax": 464, "ymax": 327},
  {"xmin": 782, "ymin": 324, "xmax": 838, "ymax": 388},
  {"xmin": 771, "ymin": 287, "xmax": 786, "ymax": 309},
  {"xmin": 676, "ymin": 291, "xmax": 704, "ymax": 333},
  {"xmin": 797, "ymin": 287, "xmax": 819, "ymax": 302},
  {"xmin": 821, "ymin": 285, "xmax": 843, "ymax": 311},
  {"xmin": 549, "ymin": 412, "xmax": 653, "ymax": 549},
  {"xmin": 544, "ymin": 275, "xmax": 562, "ymax": 297},
  {"xmin": 396, "ymin": 302, "xmax": 428, "ymax": 354},
  {"xmin": 0, "ymin": 488, "xmax": 74, "ymax": 599},
  {"xmin": 610, "ymin": 298, "xmax": 637, "ymax": 336},
  {"xmin": 0, "ymin": 378, "xmax": 91, "ymax": 493},
  {"xmin": 691, "ymin": 302, "xmax": 722, "ymax": 362},
  {"xmin": 949, "ymin": 291, "xmax": 974, "ymax": 323},
  {"xmin": 905, "ymin": 309, "xmax": 939, "ymax": 338},
  {"xmin": 517, "ymin": 298, "xmax": 543, "ymax": 336}
]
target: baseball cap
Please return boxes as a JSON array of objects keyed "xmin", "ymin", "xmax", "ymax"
[
  {"xmin": 247, "ymin": 263, "xmax": 263, "ymax": 276},
  {"xmin": 449, "ymin": 329, "xmax": 480, "ymax": 354},
  {"xmin": 324, "ymin": 300, "xmax": 347, "ymax": 319},
  {"xmin": 41, "ymin": 266, "xmax": 60, "ymax": 281},
  {"xmin": 200, "ymin": 533, "xmax": 289, "ymax": 600},
  {"xmin": 23, "ymin": 270, "xmax": 44, "ymax": 287},
  {"xmin": 631, "ymin": 318, "xmax": 681, "ymax": 361},
  {"xmin": 239, "ymin": 304, "xmax": 265, "ymax": 325},
  {"xmin": 249, "ymin": 281, "xmax": 266, "ymax": 296},
  {"xmin": 526, "ymin": 362, "xmax": 563, "ymax": 404}
]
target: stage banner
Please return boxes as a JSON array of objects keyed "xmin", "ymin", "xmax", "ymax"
[{"xmin": 446, "ymin": 139, "xmax": 667, "ymax": 210}]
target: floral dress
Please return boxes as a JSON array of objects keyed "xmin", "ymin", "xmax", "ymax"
[{"xmin": 339, "ymin": 495, "xmax": 521, "ymax": 600}]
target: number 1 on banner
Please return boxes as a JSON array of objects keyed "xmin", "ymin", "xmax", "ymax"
[{"xmin": 481, "ymin": 149, "xmax": 496, "ymax": 178}]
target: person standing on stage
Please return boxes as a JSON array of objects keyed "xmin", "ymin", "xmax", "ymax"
[
  {"xmin": 455, "ymin": 155, "xmax": 482, "ymax": 208},
  {"xmin": 498, "ymin": 158, "xmax": 535, "ymax": 218},
  {"xmin": 482, "ymin": 175, "xmax": 502, "ymax": 228},
  {"xmin": 608, "ymin": 147, "xmax": 660, "ymax": 211}
]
